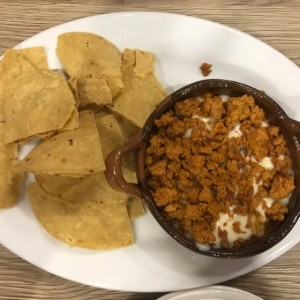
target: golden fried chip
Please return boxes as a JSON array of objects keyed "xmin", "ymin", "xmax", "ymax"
[
  {"xmin": 77, "ymin": 78, "xmax": 112, "ymax": 107},
  {"xmin": 0, "ymin": 123, "xmax": 23, "ymax": 208},
  {"xmin": 35, "ymin": 173, "xmax": 84, "ymax": 198},
  {"xmin": 17, "ymin": 110, "xmax": 105, "ymax": 176},
  {"xmin": 3, "ymin": 70, "xmax": 76, "ymax": 143},
  {"xmin": 28, "ymin": 180, "xmax": 133, "ymax": 249},
  {"xmin": 17, "ymin": 47, "xmax": 49, "ymax": 69},
  {"xmin": 113, "ymin": 113, "xmax": 140, "ymax": 140},
  {"xmin": 127, "ymin": 197, "xmax": 145, "ymax": 220},
  {"xmin": 105, "ymin": 75, "xmax": 124, "ymax": 98},
  {"xmin": 61, "ymin": 108, "xmax": 79, "ymax": 131},
  {"xmin": 56, "ymin": 32, "xmax": 122, "ymax": 78},
  {"xmin": 121, "ymin": 48, "xmax": 136, "ymax": 73},
  {"xmin": 134, "ymin": 49, "xmax": 155, "ymax": 78},
  {"xmin": 67, "ymin": 77, "xmax": 80, "ymax": 109},
  {"xmin": 0, "ymin": 50, "xmax": 37, "ymax": 121},
  {"xmin": 109, "ymin": 49, "xmax": 167, "ymax": 128},
  {"xmin": 95, "ymin": 113, "xmax": 137, "ymax": 183},
  {"xmin": 56, "ymin": 32, "xmax": 122, "ymax": 77}
]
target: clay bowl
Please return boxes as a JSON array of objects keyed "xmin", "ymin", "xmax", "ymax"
[{"xmin": 105, "ymin": 79, "xmax": 300, "ymax": 258}]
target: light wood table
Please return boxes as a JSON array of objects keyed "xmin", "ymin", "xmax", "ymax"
[{"xmin": 1, "ymin": 1, "xmax": 300, "ymax": 299}]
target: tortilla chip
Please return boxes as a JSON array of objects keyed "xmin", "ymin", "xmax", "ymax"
[
  {"xmin": 0, "ymin": 123, "xmax": 23, "ymax": 208},
  {"xmin": 17, "ymin": 110, "xmax": 105, "ymax": 176},
  {"xmin": 56, "ymin": 32, "xmax": 122, "ymax": 78},
  {"xmin": 105, "ymin": 75, "xmax": 124, "ymax": 98},
  {"xmin": 28, "ymin": 181, "xmax": 133, "ymax": 249},
  {"xmin": 17, "ymin": 47, "xmax": 49, "ymax": 69},
  {"xmin": 94, "ymin": 114, "xmax": 124, "ymax": 158},
  {"xmin": 3, "ymin": 70, "xmax": 76, "ymax": 143},
  {"xmin": 0, "ymin": 50, "xmax": 37, "ymax": 122},
  {"xmin": 109, "ymin": 49, "xmax": 167, "ymax": 128},
  {"xmin": 95, "ymin": 113, "xmax": 137, "ymax": 183},
  {"xmin": 127, "ymin": 197, "xmax": 145, "ymax": 220},
  {"xmin": 134, "ymin": 49, "xmax": 155, "ymax": 78},
  {"xmin": 113, "ymin": 113, "xmax": 140, "ymax": 140},
  {"xmin": 61, "ymin": 108, "xmax": 79, "ymax": 131},
  {"xmin": 67, "ymin": 77, "xmax": 80, "ymax": 109},
  {"xmin": 94, "ymin": 107, "xmax": 112, "ymax": 118},
  {"xmin": 77, "ymin": 78, "xmax": 112, "ymax": 107},
  {"xmin": 38, "ymin": 107, "xmax": 79, "ymax": 140},
  {"xmin": 35, "ymin": 173, "xmax": 85, "ymax": 198},
  {"xmin": 121, "ymin": 48, "xmax": 136, "ymax": 74}
]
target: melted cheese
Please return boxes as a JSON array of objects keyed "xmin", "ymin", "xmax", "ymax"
[
  {"xmin": 213, "ymin": 212, "xmax": 252, "ymax": 248},
  {"xmin": 192, "ymin": 114, "xmax": 214, "ymax": 130},
  {"xmin": 259, "ymin": 156, "xmax": 274, "ymax": 170},
  {"xmin": 228, "ymin": 123, "xmax": 242, "ymax": 139}
]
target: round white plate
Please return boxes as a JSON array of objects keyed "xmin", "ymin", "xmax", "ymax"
[
  {"xmin": 157, "ymin": 285, "xmax": 263, "ymax": 300},
  {"xmin": 0, "ymin": 12, "xmax": 300, "ymax": 293}
]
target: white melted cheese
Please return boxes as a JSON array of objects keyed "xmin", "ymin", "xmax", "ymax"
[
  {"xmin": 196, "ymin": 243, "xmax": 211, "ymax": 252},
  {"xmin": 196, "ymin": 96, "xmax": 204, "ymax": 102},
  {"xmin": 245, "ymin": 155, "xmax": 257, "ymax": 163},
  {"xmin": 259, "ymin": 156, "xmax": 274, "ymax": 170},
  {"xmin": 261, "ymin": 121, "xmax": 269, "ymax": 128},
  {"xmin": 245, "ymin": 156, "xmax": 274, "ymax": 170},
  {"xmin": 263, "ymin": 197, "xmax": 275, "ymax": 208},
  {"xmin": 256, "ymin": 203, "xmax": 267, "ymax": 222},
  {"xmin": 183, "ymin": 115, "xmax": 215, "ymax": 138},
  {"xmin": 256, "ymin": 195, "xmax": 291, "ymax": 223},
  {"xmin": 220, "ymin": 94, "xmax": 230, "ymax": 102},
  {"xmin": 192, "ymin": 114, "xmax": 214, "ymax": 130},
  {"xmin": 213, "ymin": 212, "xmax": 252, "ymax": 248},
  {"xmin": 280, "ymin": 196, "xmax": 290, "ymax": 206},
  {"xmin": 183, "ymin": 127, "xmax": 193, "ymax": 138},
  {"xmin": 228, "ymin": 123, "xmax": 242, "ymax": 139}
]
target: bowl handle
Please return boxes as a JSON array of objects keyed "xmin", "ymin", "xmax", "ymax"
[{"xmin": 105, "ymin": 131, "xmax": 144, "ymax": 199}]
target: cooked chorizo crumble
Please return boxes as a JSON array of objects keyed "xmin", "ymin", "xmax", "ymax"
[
  {"xmin": 145, "ymin": 93, "xmax": 295, "ymax": 248},
  {"xmin": 200, "ymin": 62, "xmax": 212, "ymax": 76}
]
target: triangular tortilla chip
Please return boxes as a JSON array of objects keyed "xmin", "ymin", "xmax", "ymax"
[
  {"xmin": 56, "ymin": 32, "xmax": 122, "ymax": 78},
  {"xmin": 0, "ymin": 49, "xmax": 37, "ymax": 122},
  {"xmin": 77, "ymin": 78, "xmax": 112, "ymax": 107},
  {"xmin": 56, "ymin": 32, "xmax": 124, "ymax": 100},
  {"xmin": 28, "ymin": 181, "xmax": 133, "ymax": 249},
  {"xmin": 127, "ymin": 197, "xmax": 145, "ymax": 220},
  {"xmin": 67, "ymin": 77, "xmax": 80, "ymax": 109},
  {"xmin": 35, "ymin": 173, "xmax": 85, "ymax": 198},
  {"xmin": 3, "ymin": 70, "xmax": 76, "ymax": 143},
  {"xmin": 95, "ymin": 113, "xmax": 137, "ymax": 183},
  {"xmin": 134, "ymin": 49, "xmax": 155, "ymax": 78},
  {"xmin": 109, "ymin": 49, "xmax": 167, "ymax": 128},
  {"xmin": 0, "ymin": 123, "xmax": 23, "ymax": 208},
  {"xmin": 17, "ymin": 110, "xmax": 105, "ymax": 176},
  {"xmin": 17, "ymin": 47, "xmax": 49, "ymax": 69},
  {"xmin": 105, "ymin": 75, "xmax": 124, "ymax": 98}
]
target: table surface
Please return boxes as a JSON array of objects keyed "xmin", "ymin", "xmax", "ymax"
[{"xmin": 1, "ymin": 0, "xmax": 300, "ymax": 299}]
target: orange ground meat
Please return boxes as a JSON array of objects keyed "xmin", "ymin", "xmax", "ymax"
[{"xmin": 145, "ymin": 93, "xmax": 295, "ymax": 248}]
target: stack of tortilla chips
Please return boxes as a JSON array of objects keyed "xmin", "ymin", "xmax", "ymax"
[{"xmin": 0, "ymin": 32, "xmax": 167, "ymax": 250}]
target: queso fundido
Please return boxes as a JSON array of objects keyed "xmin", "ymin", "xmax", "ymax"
[{"xmin": 145, "ymin": 93, "xmax": 295, "ymax": 249}]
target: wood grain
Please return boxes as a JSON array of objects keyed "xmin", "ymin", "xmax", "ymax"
[{"xmin": 1, "ymin": 0, "xmax": 300, "ymax": 299}]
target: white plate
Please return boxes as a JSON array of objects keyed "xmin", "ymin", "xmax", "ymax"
[
  {"xmin": 156, "ymin": 285, "xmax": 263, "ymax": 300},
  {"xmin": 0, "ymin": 12, "xmax": 300, "ymax": 293}
]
